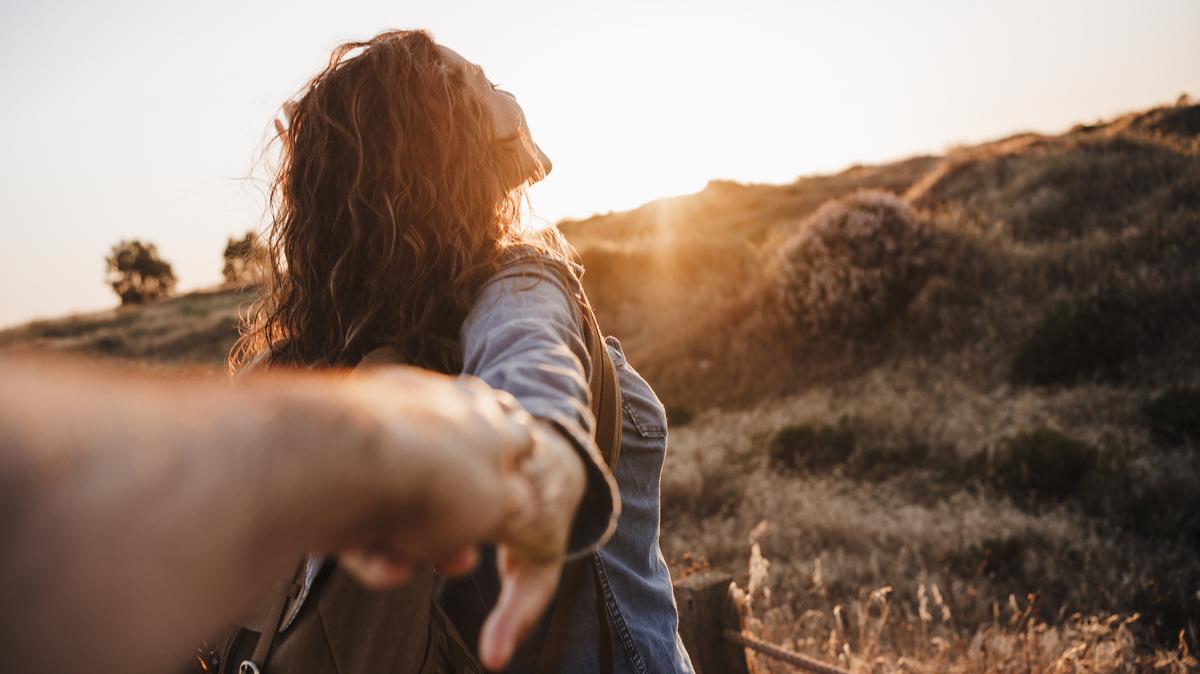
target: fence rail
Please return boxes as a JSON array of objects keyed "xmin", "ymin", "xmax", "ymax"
[{"xmin": 673, "ymin": 571, "xmax": 851, "ymax": 674}]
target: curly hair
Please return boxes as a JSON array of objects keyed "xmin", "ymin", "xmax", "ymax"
[{"xmin": 231, "ymin": 29, "xmax": 561, "ymax": 373}]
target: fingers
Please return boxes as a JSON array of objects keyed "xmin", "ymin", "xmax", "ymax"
[
  {"xmin": 339, "ymin": 549, "xmax": 414, "ymax": 589},
  {"xmin": 478, "ymin": 551, "xmax": 562, "ymax": 671},
  {"xmin": 435, "ymin": 547, "xmax": 480, "ymax": 578},
  {"xmin": 341, "ymin": 543, "xmax": 484, "ymax": 589}
]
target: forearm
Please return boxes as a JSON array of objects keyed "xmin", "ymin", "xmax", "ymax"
[{"xmin": 0, "ymin": 357, "xmax": 413, "ymax": 674}]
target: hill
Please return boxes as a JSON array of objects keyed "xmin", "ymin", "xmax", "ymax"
[
  {"xmin": 0, "ymin": 287, "xmax": 249, "ymax": 374},
  {"xmin": 4, "ymin": 98, "xmax": 1198, "ymax": 671}
]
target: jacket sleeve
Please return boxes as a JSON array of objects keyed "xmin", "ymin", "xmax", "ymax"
[{"xmin": 460, "ymin": 258, "xmax": 619, "ymax": 557}]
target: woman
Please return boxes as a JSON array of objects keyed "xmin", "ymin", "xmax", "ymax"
[{"xmin": 234, "ymin": 29, "xmax": 693, "ymax": 674}]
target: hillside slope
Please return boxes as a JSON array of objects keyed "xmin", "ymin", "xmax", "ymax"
[
  {"xmin": 0, "ymin": 288, "xmax": 249, "ymax": 373},
  {"xmin": 566, "ymin": 102, "xmax": 1200, "ymax": 412}
]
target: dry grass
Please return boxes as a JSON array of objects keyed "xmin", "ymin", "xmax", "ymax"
[
  {"xmin": 0, "ymin": 288, "xmax": 249, "ymax": 374},
  {"xmin": 659, "ymin": 364, "xmax": 1200, "ymax": 655},
  {"xmin": 730, "ymin": 538, "xmax": 1197, "ymax": 673}
]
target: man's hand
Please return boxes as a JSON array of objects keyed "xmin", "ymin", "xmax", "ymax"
[
  {"xmin": 0, "ymin": 355, "xmax": 567, "ymax": 674},
  {"xmin": 319, "ymin": 370, "xmax": 539, "ymax": 583}
]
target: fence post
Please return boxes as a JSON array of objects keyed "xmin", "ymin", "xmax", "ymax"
[{"xmin": 673, "ymin": 571, "xmax": 750, "ymax": 674}]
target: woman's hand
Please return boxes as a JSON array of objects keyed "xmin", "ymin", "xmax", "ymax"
[{"xmin": 479, "ymin": 422, "xmax": 586, "ymax": 670}]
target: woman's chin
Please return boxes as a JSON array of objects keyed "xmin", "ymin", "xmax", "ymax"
[{"xmin": 534, "ymin": 144, "xmax": 552, "ymax": 179}]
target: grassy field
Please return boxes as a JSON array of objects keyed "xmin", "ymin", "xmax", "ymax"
[{"xmin": 5, "ymin": 99, "xmax": 1198, "ymax": 672}]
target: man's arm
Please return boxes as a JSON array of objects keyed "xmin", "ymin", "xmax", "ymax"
[{"xmin": 0, "ymin": 354, "xmax": 535, "ymax": 674}]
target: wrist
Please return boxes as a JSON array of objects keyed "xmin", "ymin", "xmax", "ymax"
[
  {"xmin": 540, "ymin": 422, "xmax": 586, "ymax": 514},
  {"xmin": 509, "ymin": 420, "xmax": 586, "ymax": 562}
]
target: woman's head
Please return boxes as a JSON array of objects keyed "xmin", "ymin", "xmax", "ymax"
[
  {"xmin": 233, "ymin": 30, "xmax": 556, "ymax": 373},
  {"xmin": 434, "ymin": 43, "xmax": 553, "ymax": 183}
]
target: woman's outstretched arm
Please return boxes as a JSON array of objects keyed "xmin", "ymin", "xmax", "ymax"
[
  {"xmin": 0, "ymin": 354, "xmax": 538, "ymax": 674},
  {"xmin": 457, "ymin": 254, "xmax": 620, "ymax": 669}
]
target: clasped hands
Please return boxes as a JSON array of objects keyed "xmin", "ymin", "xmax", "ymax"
[{"xmin": 314, "ymin": 367, "xmax": 586, "ymax": 671}]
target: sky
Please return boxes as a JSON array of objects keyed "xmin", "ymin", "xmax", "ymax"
[{"xmin": 1, "ymin": 0, "xmax": 1197, "ymax": 328}]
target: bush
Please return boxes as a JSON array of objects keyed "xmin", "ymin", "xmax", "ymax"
[
  {"xmin": 1124, "ymin": 101, "xmax": 1200, "ymax": 139},
  {"xmin": 1011, "ymin": 290, "xmax": 1142, "ymax": 385},
  {"xmin": 942, "ymin": 535, "xmax": 1033, "ymax": 582},
  {"xmin": 909, "ymin": 132, "xmax": 1197, "ymax": 241},
  {"xmin": 1076, "ymin": 450, "xmax": 1200, "ymax": 549},
  {"xmin": 222, "ymin": 231, "xmax": 269, "ymax": 288},
  {"xmin": 1121, "ymin": 469, "xmax": 1200, "ymax": 547},
  {"xmin": 845, "ymin": 440, "xmax": 931, "ymax": 481},
  {"xmin": 777, "ymin": 191, "xmax": 941, "ymax": 339},
  {"xmin": 105, "ymin": 239, "xmax": 177, "ymax": 305},
  {"xmin": 768, "ymin": 421, "xmax": 856, "ymax": 472},
  {"xmin": 1142, "ymin": 388, "xmax": 1200, "ymax": 446},
  {"xmin": 665, "ymin": 404, "xmax": 696, "ymax": 428},
  {"xmin": 990, "ymin": 428, "xmax": 1097, "ymax": 501},
  {"xmin": 1012, "ymin": 285, "xmax": 1200, "ymax": 386}
]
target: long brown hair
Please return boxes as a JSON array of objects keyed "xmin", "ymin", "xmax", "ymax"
[{"xmin": 231, "ymin": 29, "xmax": 558, "ymax": 373}]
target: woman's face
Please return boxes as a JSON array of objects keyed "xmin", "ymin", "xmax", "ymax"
[{"xmin": 436, "ymin": 45, "xmax": 552, "ymax": 185}]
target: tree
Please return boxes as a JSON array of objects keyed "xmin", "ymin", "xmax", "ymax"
[
  {"xmin": 105, "ymin": 240, "xmax": 177, "ymax": 305},
  {"xmin": 222, "ymin": 232, "xmax": 269, "ymax": 288}
]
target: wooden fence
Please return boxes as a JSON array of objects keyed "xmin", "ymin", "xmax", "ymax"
[{"xmin": 673, "ymin": 571, "xmax": 850, "ymax": 674}]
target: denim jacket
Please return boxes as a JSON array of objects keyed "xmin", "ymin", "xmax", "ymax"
[{"xmin": 441, "ymin": 249, "xmax": 694, "ymax": 674}]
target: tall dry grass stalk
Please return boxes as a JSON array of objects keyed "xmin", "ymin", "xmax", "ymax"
[{"xmin": 726, "ymin": 534, "xmax": 1196, "ymax": 673}]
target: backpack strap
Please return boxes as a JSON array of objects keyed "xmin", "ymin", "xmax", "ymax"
[
  {"xmin": 579, "ymin": 292, "xmax": 622, "ymax": 469},
  {"xmin": 536, "ymin": 288, "xmax": 621, "ymax": 674},
  {"xmin": 233, "ymin": 561, "xmax": 304, "ymax": 673}
]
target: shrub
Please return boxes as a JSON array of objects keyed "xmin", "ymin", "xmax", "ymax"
[
  {"xmin": 777, "ymin": 191, "xmax": 941, "ymax": 339},
  {"xmin": 1142, "ymin": 388, "xmax": 1200, "ymax": 447},
  {"xmin": 845, "ymin": 440, "xmax": 931, "ymax": 481},
  {"xmin": 105, "ymin": 239, "xmax": 177, "ymax": 305},
  {"xmin": 1011, "ymin": 290, "xmax": 1142, "ymax": 385},
  {"xmin": 909, "ymin": 132, "xmax": 1197, "ymax": 241},
  {"xmin": 942, "ymin": 535, "xmax": 1032, "ymax": 582},
  {"xmin": 665, "ymin": 404, "xmax": 696, "ymax": 428},
  {"xmin": 990, "ymin": 428, "xmax": 1097, "ymax": 501},
  {"xmin": 1075, "ymin": 449, "xmax": 1200, "ymax": 549},
  {"xmin": 768, "ymin": 421, "xmax": 856, "ymax": 472},
  {"xmin": 1121, "ymin": 469, "xmax": 1200, "ymax": 547},
  {"xmin": 222, "ymin": 231, "xmax": 269, "ymax": 288},
  {"xmin": 1012, "ymin": 285, "xmax": 1200, "ymax": 386},
  {"xmin": 1123, "ymin": 101, "xmax": 1200, "ymax": 139}
]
